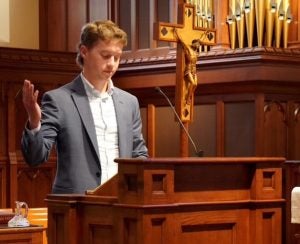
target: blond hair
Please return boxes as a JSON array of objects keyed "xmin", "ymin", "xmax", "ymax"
[{"xmin": 76, "ymin": 20, "xmax": 127, "ymax": 67}]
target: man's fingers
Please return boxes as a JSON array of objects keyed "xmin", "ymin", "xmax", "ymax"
[
  {"xmin": 23, "ymin": 79, "xmax": 39, "ymax": 105},
  {"xmin": 33, "ymin": 90, "xmax": 39, "ymax": 102}
]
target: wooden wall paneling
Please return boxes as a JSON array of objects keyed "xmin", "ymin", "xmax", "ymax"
[
  {"xmin": 149, "ymin": 0, "xmax": 155, "ymax": 49},
  {"xmin": 6, "ymin": 82, "xmax": 20, "ymax": 207},
  {"xmin": 38, "ymin": 0, "xmax": 181, "ymax": 52},
  {"xmin": 7, "ymin": 81, "xmax": 26, "ymax": 153},
  {"xmin": 178, "ymin": 209, "xmax": 250, "ymax": 244},
  {"xmin": 39, "ymin": 0, "xmax": 113, "ymax": 51},
  {"xmin": 129, "ymin": 0, "xmax": 137, "ymax": 51},
  {"xmin": 0, "ymin": 158, "xmax": 7, "ymax": 207},
  {"xmin": 189, "ymin": 104, "xmax": 216, "ymax": 157},
  {"xmin": 8, "ymin": 152, "xmax": 55, "ymax": 208},
  {"xmin": 17, "ymin": 161, "xmax": 55, "ymax": 208},
  {"xmin": 46, "ymin": 0, "xmax": 68, "ymax": 51},
  {"xmin": 9, "ymin": 152, "xmax": 18, "ymax": 208},
  {"xmin": 145, "ymin": 215, "xmax": 168, "ymax": 244},
  {"xmin": 287, "ymin": 101, "xmax": 300, "ymax": 160},
  {"xmin": 0, "ymin": 226, "xmax": 45, "ymax": 243},
  {"xmin": 39, "ymin": 0, "xmax": 48, "ymax": 50},
  {"xmin": 0, "ymin": 83, "xmax": 8, "ymax": 208},
  {"xmin": 137, "ymin": 0, "xmax": 150, "ymax": 49},
  {"xmin": 250, "ymin": 162, "xmax": 283, "ymax": 243},
  {"xmin": 225, "ymin": 102, "xmax": 255, "ymax": 157},
  {"xmin": 114, "ymin": 59, "xmax": 177, "ymax": 93},
  {"xmin": 47, "ymin": 202, "xmax": 79, "ymax": 244},
  {"xmin": 88, "ymin": 0, "xmax": 109, "ymax": 21},
  {"xmin": 67, "ymin": 0, "xmax": 87, "ymax": 51},
  {"xmin": 110, "ymin": 0, "xmax": 119, "ymax": 23},
  {"xmin": 118, "ymin": 0, "xmax": 135, "ymax": 51},
  {"xmin": 116, "ymin": 47, "xmax": 300, "ymax": 159},
  {"xmin": 155, "ymin": 107, "xmax": 180, "ymax": 157},
  {"xmin": 250, "ymin": 208, "xmax": 282, "ymax": 244},
  {"xmin": 7, "ymin": 82, "xmax": 18, "ymax": 153},
  {"xmin": 7, "ymin": 80, "xmax": 53, "ymax": 154},
  {"xmin": 293, "ymin": 102, "xmax": 300, "ymax": 159},
  {"xmin": 216, "ymin": 100, "xmax": 225, "ymax": 156},
  {"xmin": 147, "ymin": 104, "xmax": 156, "ymax": 157},
  {"xmin": 140, "ymin": 107, "xmax": 148, "ymax": 147},
  {"xmin": 0, "ymin": 81, "xmax": 7, "ymax": 158},
  {"xmin": 289, "ymin": 0, "xmax": 300, "ymax": 48},
  {"xmin": 263, "ymin": 101, "xmax": 287, "ymax": 157},
  {"xmin": 38, "ymin": 0, "xmax": 300, "ymax": 53},
  {"xmin": 255, "ymin": 93, "xmax": 266, "ymax": 156},
  {"xmin": 0, "ymin": 47, "xmax": 82, "ymax": 208},
  {"xmin": 85, "ymin": 205, "xmax": 115, "ymax": 243},
  {"xmin": 117, "ymin": 0, "xmax": 174, "ymax": 51}
]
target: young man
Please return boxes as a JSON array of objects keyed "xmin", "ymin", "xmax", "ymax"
[{"xmin": 21, "ymin": 20, "xmax": 148, "ymax": 194}]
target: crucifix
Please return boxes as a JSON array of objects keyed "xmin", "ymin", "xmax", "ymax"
[{"xmin": 155, "ymin": 3, "xmax": 216, "ymax": 156}]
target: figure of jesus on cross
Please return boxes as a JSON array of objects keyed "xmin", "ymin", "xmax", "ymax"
[
  {"xmin": 175, "ymin": 29, "xmax": 201, "ymax": 106},
  {"xmin": 155, "ymin": 3, "xmax": 216, "ymax": 156}
]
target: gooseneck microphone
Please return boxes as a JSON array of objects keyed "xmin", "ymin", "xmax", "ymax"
[{"xmin": 155, "ymin": 87, "xmax": 203, "ymax": 157}]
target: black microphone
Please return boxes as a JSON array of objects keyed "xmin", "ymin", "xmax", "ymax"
[{"xmin": 155, "ymin": 87, "xmax": 203, "ymax": 157}]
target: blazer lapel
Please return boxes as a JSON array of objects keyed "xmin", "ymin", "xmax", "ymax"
[
  {"xmin": 70, "ymin": 76, "xmax": 100, "ymax": 162},
  {"xmin": 112, "ymin": 89, "xmax": 127, "ymax": 157}
]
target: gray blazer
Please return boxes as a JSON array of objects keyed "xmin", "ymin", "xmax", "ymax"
[{"xmin": 21, "ymin": 76, "xmax": 148, "ymax": 194}]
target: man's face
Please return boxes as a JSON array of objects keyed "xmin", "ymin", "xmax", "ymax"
[{"xmin": 80, "ymin": 39, "xmax": 123, "ymax": 82}]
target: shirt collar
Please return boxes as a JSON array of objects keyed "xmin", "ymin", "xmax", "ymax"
[{"xmin": 80, "ymin": 72, "xmax": 114, "ymax": 98}]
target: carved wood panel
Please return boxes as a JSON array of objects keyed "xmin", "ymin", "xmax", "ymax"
[{"xmin": 263, "ymin": 101, "xmax": 287, "ymax": 157}]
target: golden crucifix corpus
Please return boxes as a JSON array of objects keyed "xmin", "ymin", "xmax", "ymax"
[{"xmin": 155, "ymin": 3, "xmax": 216, "ymax": 156}]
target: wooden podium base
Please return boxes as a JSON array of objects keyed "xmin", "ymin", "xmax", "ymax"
[{"xmin": 46, "ymin": 157, "xmax": 284, "ymax": 244}]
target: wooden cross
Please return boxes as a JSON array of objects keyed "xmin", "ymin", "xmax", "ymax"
[
  {"xmin": 155, "ymin": 3, "xmax": 216, "ymax": 156},
  {"xmin": 156, "ymin": 3, "xmax": 216, "ymax": 122}
]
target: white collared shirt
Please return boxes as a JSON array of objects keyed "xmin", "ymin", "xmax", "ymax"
[{"xmin": 81, "ymin": 73, "xmax": 119, "ymax": 185}]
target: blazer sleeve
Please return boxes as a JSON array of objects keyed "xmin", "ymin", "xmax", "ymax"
[
  {"xmin": 21, "ymin": 92, "xmax": 60, "ymax": 166},
  {"xmin": 131, "ymin": 96, "xmax": 148, "ymax": 158}
]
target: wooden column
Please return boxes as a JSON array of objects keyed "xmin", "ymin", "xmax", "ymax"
[
  {"xmin": 288, "ymin": 0, "xmax": 300, "ymax": 48},
  {"xmin": 211, "ymin": 0, "xmax": 230, "ymax": 50},
  {"xmin": 216, "ymin": 100, "xmax": 225, "ymax": 156},
  {"xmin": 147, "ymin": 104, "xmax": 156, "ymax": 157},
  {"xmin": 255, "ymin": 93, "xmax": 265, "ymax": 156}
]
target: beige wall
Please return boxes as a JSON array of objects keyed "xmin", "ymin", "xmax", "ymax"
[
  {"xmin": 0, "ymin": 0, "xmax": 39, "ymax": 49},
  {"xmin": 0, "ymin": 0, "xmax": 9, "ymax": 43}
]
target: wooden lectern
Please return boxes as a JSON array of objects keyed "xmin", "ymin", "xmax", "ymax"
[{"xmin": 46, "ymin": 157, "xmax": 284, "ymax": 244}]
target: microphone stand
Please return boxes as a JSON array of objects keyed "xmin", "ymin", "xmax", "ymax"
[{"xmin": 155, "ymin": 87, "xmax": 203, "ymax": 157}]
